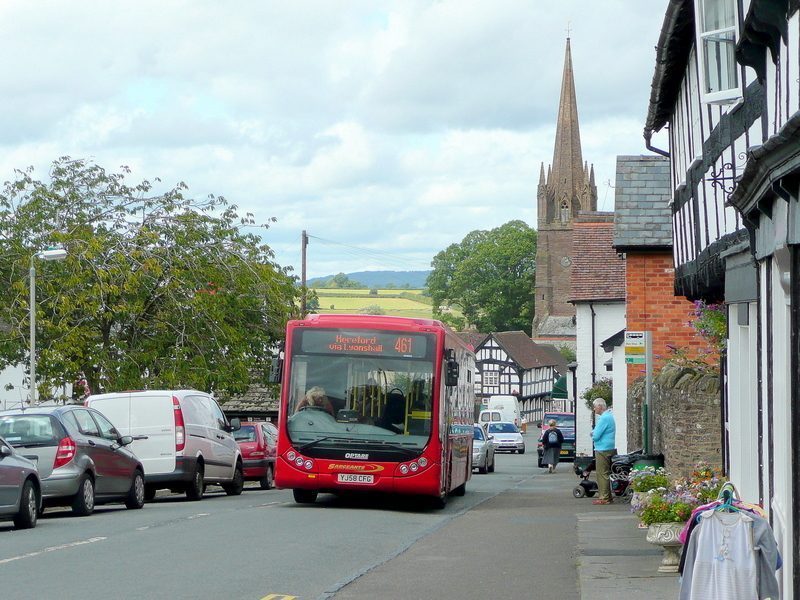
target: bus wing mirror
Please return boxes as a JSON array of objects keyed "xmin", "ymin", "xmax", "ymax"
[{"xmin": 445, "ymin": 359, "xmax": 459, "ymax": 387}]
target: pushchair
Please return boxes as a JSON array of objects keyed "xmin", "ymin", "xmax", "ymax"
[{"xmin": 572, "ymin": 449, "xmax": 643, "ymax": 502}]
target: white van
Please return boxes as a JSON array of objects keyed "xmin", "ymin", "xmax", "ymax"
[
  {"xmin": 486, "ymin": 395, "xmax": 521, "ymax": 428},
  {"xmin": 86, "ymin": 390, "xmax": 243, "ymax": 501}
]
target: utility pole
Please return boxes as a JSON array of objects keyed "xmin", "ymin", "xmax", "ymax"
[{"xmin": 300, "ymin": 230, "xmax": 308, "ymax": 317}]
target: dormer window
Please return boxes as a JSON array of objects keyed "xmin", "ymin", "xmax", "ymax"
[
  {"xmin": 560, "ymin": 201, "xmax": 570, "ymax": 223},
  {"xmin": 696, "ymin": 0, "xmax": 741, "ymax": 104}
]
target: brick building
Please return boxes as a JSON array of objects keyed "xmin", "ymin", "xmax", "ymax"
[
  {"xmin": 612, "ymin": 155, "xmax": 709, "ymax": 389},
  {"xmin": 532, "ymin": 37, "xmax": 597, "ymax": 345}
]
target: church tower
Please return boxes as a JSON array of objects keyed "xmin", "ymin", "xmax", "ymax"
[{"xmin": 532, "ymin": 38, "xmax": 598, "ymax": 341}]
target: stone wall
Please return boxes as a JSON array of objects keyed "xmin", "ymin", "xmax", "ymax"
[{"xmin": 627, "ymin": 362, "xmax": 722, "ymax": 478}]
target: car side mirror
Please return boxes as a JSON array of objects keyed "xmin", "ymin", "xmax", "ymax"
[
  {"xmin": 488, "ymin": 435, "xmax": 494, "ymax": 441},
  {"xmin": 0, "ymin": 445, "xmax": 11, "ymax": 458},
  {"xmin": 229, "ymin": 417, "xmax": 241, "ymax": 432},
  {"xmin": 118, "ymin": 435, "xmax": 134, "ymax": 446}
]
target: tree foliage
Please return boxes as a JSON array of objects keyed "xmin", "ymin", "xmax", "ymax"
[
  {"xmin": 0, "ymin": 158, "xmax": 297, "ymax": 398},
  {"xmin": 427, "ymin": 220, "xmax": 536, "ymax": 332}
]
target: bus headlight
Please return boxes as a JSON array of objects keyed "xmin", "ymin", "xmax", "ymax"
[
  {"xmin": 287, "ymin": 451, "xmax": 296, "ymax": 462},
  {"xmin": 399, "ymin": 465, "xmax": 409, "ymax": 475},
  {"xmin": 418, "ymin": 457, "xmax": 428, "ymax": 467},
  {"xmin": 295, "ymin": 456, "xmax": 304, "ymax": 467},
  {"xmin": 409, "ymin": 462, "xmax": 419, "ymax": 472},
  {"xmin": 304, "ymin": 460, "xmax": 313, "ymax": 470}
]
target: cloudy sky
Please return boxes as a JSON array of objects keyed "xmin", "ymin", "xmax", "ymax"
[{"xmin": 0, "ymin": 0, "xmax": 668, "ymax": 279}]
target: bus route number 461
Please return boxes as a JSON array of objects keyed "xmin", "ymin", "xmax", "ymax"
[
  {"xmin": 337, "ymin": 473, "xmax": 374, "ymax": 484},
  {"xmin": 394, "ymin": 336, "xmax": 413, "ymax": 354}
]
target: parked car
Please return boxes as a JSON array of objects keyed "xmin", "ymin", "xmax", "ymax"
[
  {"xmin": 486, "ymin": 422, "xmax": 525, "ymax": 454},
  {"xmin": 0, "ymin": 435, "xmax": 40, "ymax": 529},
  {"xmin": 472, "ymin": 424, "xmax": 495, "ymax": 474},
  {"xmin": 86, "ymin": 390, "xmax": 243, "ymax": 501},
  {"xmin": 234, "ymin": 421, "xmax": 277, "ymax": 489},
  {"xmin": 536, "ymin": 412, "xmax": 576, "ymax": 468},
  {"xmin": 0, "ymin": 406, "xmax": 145, "ymax": 516}
]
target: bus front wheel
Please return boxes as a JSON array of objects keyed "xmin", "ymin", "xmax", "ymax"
[{"xmin": 293, "ymin": 489, "xmax": 318, "ymax": 504}]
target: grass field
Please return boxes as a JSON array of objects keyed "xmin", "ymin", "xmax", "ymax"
[{"xmin": 312, "ymin": 288, "xmax": 436, "ymax": 318}]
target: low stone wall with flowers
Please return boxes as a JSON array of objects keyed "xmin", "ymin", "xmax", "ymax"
[{"xmin": 628, "ymin": 362, "xmax": 722, "ymax": 478}]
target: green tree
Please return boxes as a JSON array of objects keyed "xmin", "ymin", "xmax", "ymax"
[
  {"xmin": 0, "ymin": 158, "xmax": 297, "ymax": 398},
  {"xmin": 427, "ymin": 220, "xmax": 536, "ymax": 332},
  {"xmin": 325, "ymin": 272, "xmax": 362, "ymax": 288}
]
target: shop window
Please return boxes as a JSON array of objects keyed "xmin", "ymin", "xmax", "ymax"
[{"xmin": 696, "ymin": 0, "xmax": 741, "ymax": 104}]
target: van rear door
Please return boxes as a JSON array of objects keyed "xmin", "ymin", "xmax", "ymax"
[
  {"xmin": 129, "ymin": 394, "xmax": 175, "ymax": 476},
  {"xmin": 89, "ymin": 393, "xmax": 175, "ymax": 476}
]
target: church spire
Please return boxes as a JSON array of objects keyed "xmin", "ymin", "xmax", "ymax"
[{"xmin": 550, "ymin": 37, "xmax": 586, "ymax": 209}]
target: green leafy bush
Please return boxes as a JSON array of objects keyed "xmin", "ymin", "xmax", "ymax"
[
  {"xmin": 581, "ymin": 377, "xmax": 612, "ymax": 410},
  {"xmin": 630, "ymin": 467, "xmax": 670, "ymax": 493}
]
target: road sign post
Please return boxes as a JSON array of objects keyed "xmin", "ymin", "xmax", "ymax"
[{"xmin": 625, "ymin": 331, "xmax": 653, "ymax": 454}]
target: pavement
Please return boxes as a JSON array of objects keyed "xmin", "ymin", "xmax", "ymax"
[{"xmin": 576, "ymin": 501, "xmax": 680, "ymax": 599}]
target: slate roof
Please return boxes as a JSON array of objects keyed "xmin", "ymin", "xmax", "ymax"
[
  {"xmin": 613, "ymin": 155, "xmax": 673, "ymax": 250},
  {"xmin": 532, "ymin": 343, "xmax": 569, "ymax": 376},
  {"xmin": 601, "ymin": 329, "xmax": 626, "ymax": 352},
  {"xmin": 488, "ymin": 331, "xmax": 564, "ymax": 371},
  {"xmin": 457, "ymin": 331, "xmax": 488, "ymax": 352},
  {"xmin": 570, "ymin": 215, "xmax": 626, "ymax": 303},
  {"xmin": 218, "ymin": 384, "xmax": 279, "ymax": 414}
]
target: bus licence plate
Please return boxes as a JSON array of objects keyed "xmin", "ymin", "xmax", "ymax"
[
  {"xmin": 337, "ymin": 473, "xmax": 374, "ymax": 484},
  {"xmin": 560, "ymin": 450, "xmax": 569, "ymax": 455}
]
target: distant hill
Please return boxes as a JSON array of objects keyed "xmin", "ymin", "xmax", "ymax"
[{"xmin": 309, "ymin": 270, "xmax": 431, "ymax": 289}]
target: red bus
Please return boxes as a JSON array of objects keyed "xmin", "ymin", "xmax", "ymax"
[{"xmin": 274, "ymin": 314, "xmax": 475, "ymax": 508}]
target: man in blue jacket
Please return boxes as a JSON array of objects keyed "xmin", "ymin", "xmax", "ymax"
[{"xmin": 591, "ymin": 398, "xmax": 616, "ymax": 505}]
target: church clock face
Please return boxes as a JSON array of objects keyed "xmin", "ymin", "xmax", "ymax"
[{"xmin": 560, "ymin": 256, "xmax": 572, "ymax": 267}]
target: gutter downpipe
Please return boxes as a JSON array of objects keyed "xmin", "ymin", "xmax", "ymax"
[
  {"xmin": 590, "ymin": 302, "xmax": 597, "ymax": 385},
  {"xmin": 644, "ymin": 130, "xmax": 670, "ymax": 158}
]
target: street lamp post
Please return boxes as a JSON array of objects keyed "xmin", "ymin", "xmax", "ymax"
[{"xmin": 29, "ymin": 248, "xmax": 67, "ymax": 405}]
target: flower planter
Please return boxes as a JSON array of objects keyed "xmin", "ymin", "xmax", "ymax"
[{"xmin": 646, "ymin": 522, "xmax": 684, "ymax": 573}]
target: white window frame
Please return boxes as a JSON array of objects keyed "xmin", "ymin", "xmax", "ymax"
[
  {"xmin": 483, "ymin": 371, "xmax": 499, "ymax": 387},
  {"xmin": 695, "ymin": 0, "xmax": 742, "ymax": 105}
]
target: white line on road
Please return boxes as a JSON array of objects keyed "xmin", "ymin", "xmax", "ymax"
[{"xmin": 0, "ymin": 536, "xmax": 107, "ymax": 565}]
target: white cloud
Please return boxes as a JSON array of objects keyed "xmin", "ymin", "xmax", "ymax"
[{"xmin": 0, "ymin": 0, "xmax": 670, "ymax": 278}]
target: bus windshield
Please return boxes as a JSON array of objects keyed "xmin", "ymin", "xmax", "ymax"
[{"xmin": 286, "ymin": 329, "xmax": 435, "ymax": 456}]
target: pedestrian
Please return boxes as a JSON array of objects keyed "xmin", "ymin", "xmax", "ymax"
[
  {"xmin": 590, "ymin": 397, "xmax": 616, "ymax": 505},
  {"xmin": 540, "ymin": 419, "xmax": 564, "ymax": 473}
]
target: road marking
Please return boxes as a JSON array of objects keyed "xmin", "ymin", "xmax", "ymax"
[
  {"xmin": 186, "ymin": 513, "xmax": 210, "ymax": 519},
  {"xmin": 261, "ymin": 595, "xmax": 297, "ymax": 600},
  {"xmin": 0, "ymin": 536, "xmax": 107, "ymax": 565}
]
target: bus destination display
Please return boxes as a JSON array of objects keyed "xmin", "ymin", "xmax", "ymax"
[{"xmin": 299, "ymin": 330, "xmax": 429, "ymax": 358}]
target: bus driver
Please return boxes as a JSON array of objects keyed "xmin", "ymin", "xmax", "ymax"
[{"xmin": 296, "ymin": 386, "xmax": 335, "ymax": 417}]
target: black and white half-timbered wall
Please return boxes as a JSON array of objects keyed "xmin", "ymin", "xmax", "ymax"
[
  {"xmin": 473, "ymin": 331, "xmax": 566, "ymax": 424},
  {"xmin": 646, "ymin": 0, "xmax": 800, "ymax": 595}
]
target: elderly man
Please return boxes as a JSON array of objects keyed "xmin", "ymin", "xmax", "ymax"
[{"xmin": 591, "ymin": 398, "xmax": 616, "ymax": 505}]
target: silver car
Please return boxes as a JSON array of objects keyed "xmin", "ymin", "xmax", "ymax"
[
  {"xmin": 0, "ymin": 406, "xmax": 145, "ymax": 516},
  {"xmin": 0, "ymin": 435, "xmax": 40, "ymax": 529},
  {"xmin": 487, "ymin": 421, "xmax": 526, "ymax": 454},
  {"xmin": 472, "ymin": 424, "xmax": 496, "ymax": 474}
]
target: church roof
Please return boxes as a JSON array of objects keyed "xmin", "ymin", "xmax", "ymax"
[
  {"xmin": 612, "ymin": 155, "xmax": 673, "ymax": 250},
  {"xmin": 551, "ymin": 38, "xmax": 585, "ymax": 199},
  {"xmin": 570, "ymin": 215, "xmax": 626, "ymax": 303}
]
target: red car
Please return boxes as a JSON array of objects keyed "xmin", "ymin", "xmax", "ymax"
[{"xmin": 234, "ymin": 421, "xmax": 278, "ymax": 489}]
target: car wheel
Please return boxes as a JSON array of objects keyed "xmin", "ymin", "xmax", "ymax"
[
  {"xmin": 223, "ymin": 463, "xmax": 244, "ymax": 496},
  {"xmin": 125, "ymin": 470, "xmax": 145, "ymax": 509},
  {"xmin": 186, "ymin": 463, "xmax": 204, "ymax": 501},
  {"xmin": 260, "ymin": 465, "xmax": 274, "ymax": 490},
  {"xmin": 14, "ymin": 479, "xmax": 38, "ymax": 529},
  {"xmin": 573, "ymin": 485, "xmax": 586, "ymax": 498},
  {"xmin": 72, "ymin": 474, "xmax": 95, "ymax": 516},
  {"xmin": 488, "ymin": 454, "xmax": 495, "ymax": 473},
  {"xmin": 519, "ymin": 447, "xmax": 525, "ymax": 455},
  {"xmin": 478, "ymin": 460, "xmax": 488, "ymax": 475},
  {"xmin": 292, "ymin": 489, "xmax": 318, "ymax": 504}
]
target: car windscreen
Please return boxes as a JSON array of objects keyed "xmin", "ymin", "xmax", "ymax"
[
  {"xmin": 488, "ymin": 422, "xmax": 518, "ymax": 434},
  {"xmin": 0, "ymin": 414, "xmax": 63, "ymax": 447},
  {"xmin": 234, "ymin": 425, "xmax": 257, "ymax": 442},
  {"xmin": 473, "ymin": 427, "xmax": 485, "ymax": 441},
  {"xmin": 286, "ymin": 329, "xmax": 435, "ymax": 458}
]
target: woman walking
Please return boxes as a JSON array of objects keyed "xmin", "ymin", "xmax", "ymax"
[{"xmin": 541, "ymin": 419, "xmax": 564, "ymax": 473}]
